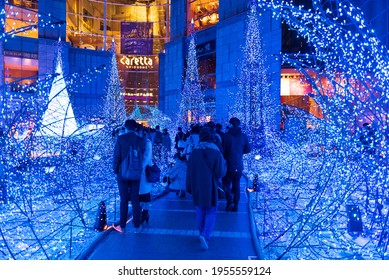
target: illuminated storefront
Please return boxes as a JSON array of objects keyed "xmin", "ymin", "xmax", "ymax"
[
  {"xmin": 118, "ymin": 54, "xmax": 159, "ymax": 107},
  {"xmin": 66, "ymin": 0, "xmax": 170, "ymax": 112}
]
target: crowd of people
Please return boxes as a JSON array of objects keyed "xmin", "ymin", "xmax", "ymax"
[{"xmin": 112, "ymin": 117, "xmax": 251, "ymax": 251}]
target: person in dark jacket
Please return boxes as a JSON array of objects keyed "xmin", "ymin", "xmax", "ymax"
[
  {"xmin": 215, "ymin": 123, "xmax": 225, "ymax": 142},
  {"xmin": 205, "ymin": 121, "xmax": 223, "ymax": 154},
  {"xmin": 222, "ymin": 117, "xmax": 251, "ymax": 212},
  {"xmin": 186, "ymin": 126, "xmax": 226, "ymax": 250},
  {"xmin": 174, "ymin": 126, "xmax": 186, "ymax": 151},
  {"xmin": 113, "ymin": 119, "xmax": 147, "ymax": 233}
]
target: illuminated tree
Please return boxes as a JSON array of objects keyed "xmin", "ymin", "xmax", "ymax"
[
  {"xmin": 232, "ymin": 2, "xmax": 276, "ymax": 152},
  {"xmin": 103, "ymin": 43, "xmax": 126, "ymax": 127},
  {"xmin": 178, "ymin": 29, "xmax": 206, "ymax": 129},
  {"xmin": 37, "ymin": 40, "xmax": 78, "ymax": 138}
]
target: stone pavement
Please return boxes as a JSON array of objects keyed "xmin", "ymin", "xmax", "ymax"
[{"xmin": 79, "ymin": 178, "xmax": 259, "ymax": 260}]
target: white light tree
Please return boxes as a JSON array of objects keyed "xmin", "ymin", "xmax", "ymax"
[
  {"xmin": 37, "ymin": 40, "xmax": 78, "ymax": 138},
  {"xmin": 232, "ymin": 2, "xmax": 276, "ymax": 152},
  {"xmin": 178, "ymin": 26, "xmax": 206, "ymax": 130},
  {"xmin": 103, "ymin": 43, "xmax": 127, "ymax": 128}
]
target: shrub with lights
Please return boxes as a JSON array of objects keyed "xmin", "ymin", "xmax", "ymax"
[{"xmin": 251, "ymin": 0, "xmax": 389, "ymax": 259}]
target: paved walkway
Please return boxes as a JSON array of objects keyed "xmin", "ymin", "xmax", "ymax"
[{"xmin": 80, "ymin": 178, "xmax": 258, "ymax": 260}]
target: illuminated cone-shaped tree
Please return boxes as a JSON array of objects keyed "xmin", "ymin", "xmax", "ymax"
[
  {"xmin": 103, "ymin": 45, "xmax": 127, "ymax": 128},
  {"xmin": 38, "ymin": 40, "xmax": 78, "ymax": 138},
  {"xmin": 178, "ymin": 28, "xmax": 206, "ymax": 130},
  {"xmin": 232, "ymin": 2, "xmax": 274, "ymax": 151}
]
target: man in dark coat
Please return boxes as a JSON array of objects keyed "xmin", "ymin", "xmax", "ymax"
[
  {"xmin": 205, "ymin": 121, "xmax": 223, "ymax": 154},
  {"xmin": 186, "ymin": 126, "xmax": 226, "ymax": 250},
  {"xmin": 222, "ymin": 117, "xmax": 251, "ymax": 212},
  {"xmin": 215, "ymin": 123, "xmax": 225, "ymax": 142},
  {"xmin": 113, "ymin": 119, "xmax": 146, "ymax": 233},
  {"xmin": 174, "ymin": 126, "xmax": 185, "ymax": 151}
]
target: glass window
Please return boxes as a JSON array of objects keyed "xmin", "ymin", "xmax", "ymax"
[
  {"xmin": 4, "ymin": 52, "xmax": 39, "ymax": 93},
  {"xmin": 4, "ymin": 1, "xmax": 39, "ymax": 39},
  {"xmin": 66, "ymin": 0, "xmax": 169, "ymax": 112},
  {"xmin": 188, "ymin": 0, "xmax": 219, "ymax": 32},
  {"xmin": 118, "ymin": 54, "xmax": 159, "ymax": 110},
  {"xmin": 197, "ymin": 40, "xmax": 216, "ymax": 90},
  {"xmin": 66, "ymin": 0, "xmax": 169, "ymax": 53}
]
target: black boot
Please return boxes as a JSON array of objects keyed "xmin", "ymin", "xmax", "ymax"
[
  {"xmin": 141, "ymin": 209, "xmax": 149, "ymax": 223},
  {"xmin": 177, "ymin": 190, "xmax": 186, "ymax": 198}
]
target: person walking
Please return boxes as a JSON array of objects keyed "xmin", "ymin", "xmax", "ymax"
[
  {"xmin": 153, "ymin": 125, "xmax": 163, "ymax": 161},
  {"xmin": 222, "ymin": 117, "xmax": 251, "ymax": 212},
  {"xmin": 184, "ymin": 124, "xmax": 201, "ymax": 159},
  {"xmin": 161, "ymin": 128, "xmax": 172, "ymax": 161},
  {"xmin": 205, "ymin": 121, "xmax": 223, "ymax": 154},
  {"xmin": 139, "ymin": 125, "xmax": 153, "ymax": 224},
  {"xmin": 113, "ymin": 119, "xmax": 147, "ymax": 233},
  {"xmin": 174, "ymin": 127, "xmax": 186, "ymax": 151},
  {"xmin": 215, "ymin": 123, "xmax": 225, "ymax": 142},
  {"xmin": 186, "ymin": 126, "xmax": 226, "ymax": 250},
  {"xmin": 167, "ymin": 149, "xmax": 187, "ymax": 198}
]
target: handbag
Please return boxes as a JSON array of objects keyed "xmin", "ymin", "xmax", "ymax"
[{"xmin": 145, "ymin": 164, "xmax": 161, "ymax": 183}]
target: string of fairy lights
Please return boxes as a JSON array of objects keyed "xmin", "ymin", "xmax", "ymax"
[
  {"xmin": 1, "ymin": 2, "xmax": 65, "ymax": 40},
  {"xmin": 251, "ymin": 0, "xmax": 389, "ymax": 259},
  {"xmin": 0, "ymin": 6, "xmax": 170, "ymax": 258},
  {"xmin": 0, "ymin": 4, "xmax": 160, "ymax": 260},
  {"xmin": 102, "ymin": 45, "xmax": 127, "ymax": 128},
  {"xmin": 2, "ymin": 0, "xmax": 389, "ymax": 260},
  {"xmin": 231, "ymin": 2, "xmax": 279, "ymax": 158},
  {"xmin": 0, "ymin": 39, "xmax": 115, "ymax": 259},
  {"xmin": 178, "ymin": 27, "xmax": 206, "ymax": 130}
]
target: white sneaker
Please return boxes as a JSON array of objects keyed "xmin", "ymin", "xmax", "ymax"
[{"xmin": 113, "ymin": 224, "xmax": 124, "ymax": 233}]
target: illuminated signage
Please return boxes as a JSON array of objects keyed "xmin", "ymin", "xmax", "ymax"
[
  {"xmin": 119, "ymin": 56, "xmax": 155, "ymax": 70},
  {"xmin": 124, "ymin": 92, "xmax": 154, "ymax": 97},
  {"xmin": 4, "ymin": 50, "xmax": 38, "ymax": 59}
]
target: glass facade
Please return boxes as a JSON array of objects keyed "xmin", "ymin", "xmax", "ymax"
[
  {"xmin": 66, "ymin": 0, "xmax": 170, "ymax": 111},
  {"xmin": 4, "ymin": 1, "xmax": 39, "ymax": 39},
  {"xmin": 3, "ymin": 51, "xmax": 38, "ymax": 92},
  {"xmin": 187, "ymin": 0, "xmax": 219, "ymax": 33},
  {"xmin": 3, "ymin": 1, "xmax": 39, "ymax": 92},
  {"xmin": 187, "ymin": 1, "xmax": 219, "ymax": 119},
  {"xmin": 197, "ymin": 39, "xmax": 216, "ymax": 119}
]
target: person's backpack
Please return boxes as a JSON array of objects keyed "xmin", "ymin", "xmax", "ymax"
[
  {"xmin": 154, "ymin": 131, "xmax": 163, "ymax": 144},
  {"xmin": 145, "ymin": 164, "xmax": 161, "ymax": 183},
  {"xmin": 121, "ymin": 145, "xmax": 143, "ymax": 180}
]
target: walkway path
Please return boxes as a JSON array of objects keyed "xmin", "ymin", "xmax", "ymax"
[{"xmin": 81, "ymin": 178, "xmax": 258, "ymax": 260}]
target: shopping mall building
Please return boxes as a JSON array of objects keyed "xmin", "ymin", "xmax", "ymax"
[{"xmin": 0, "ymin": 0, "xmax": 388, "ymax": 128}]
